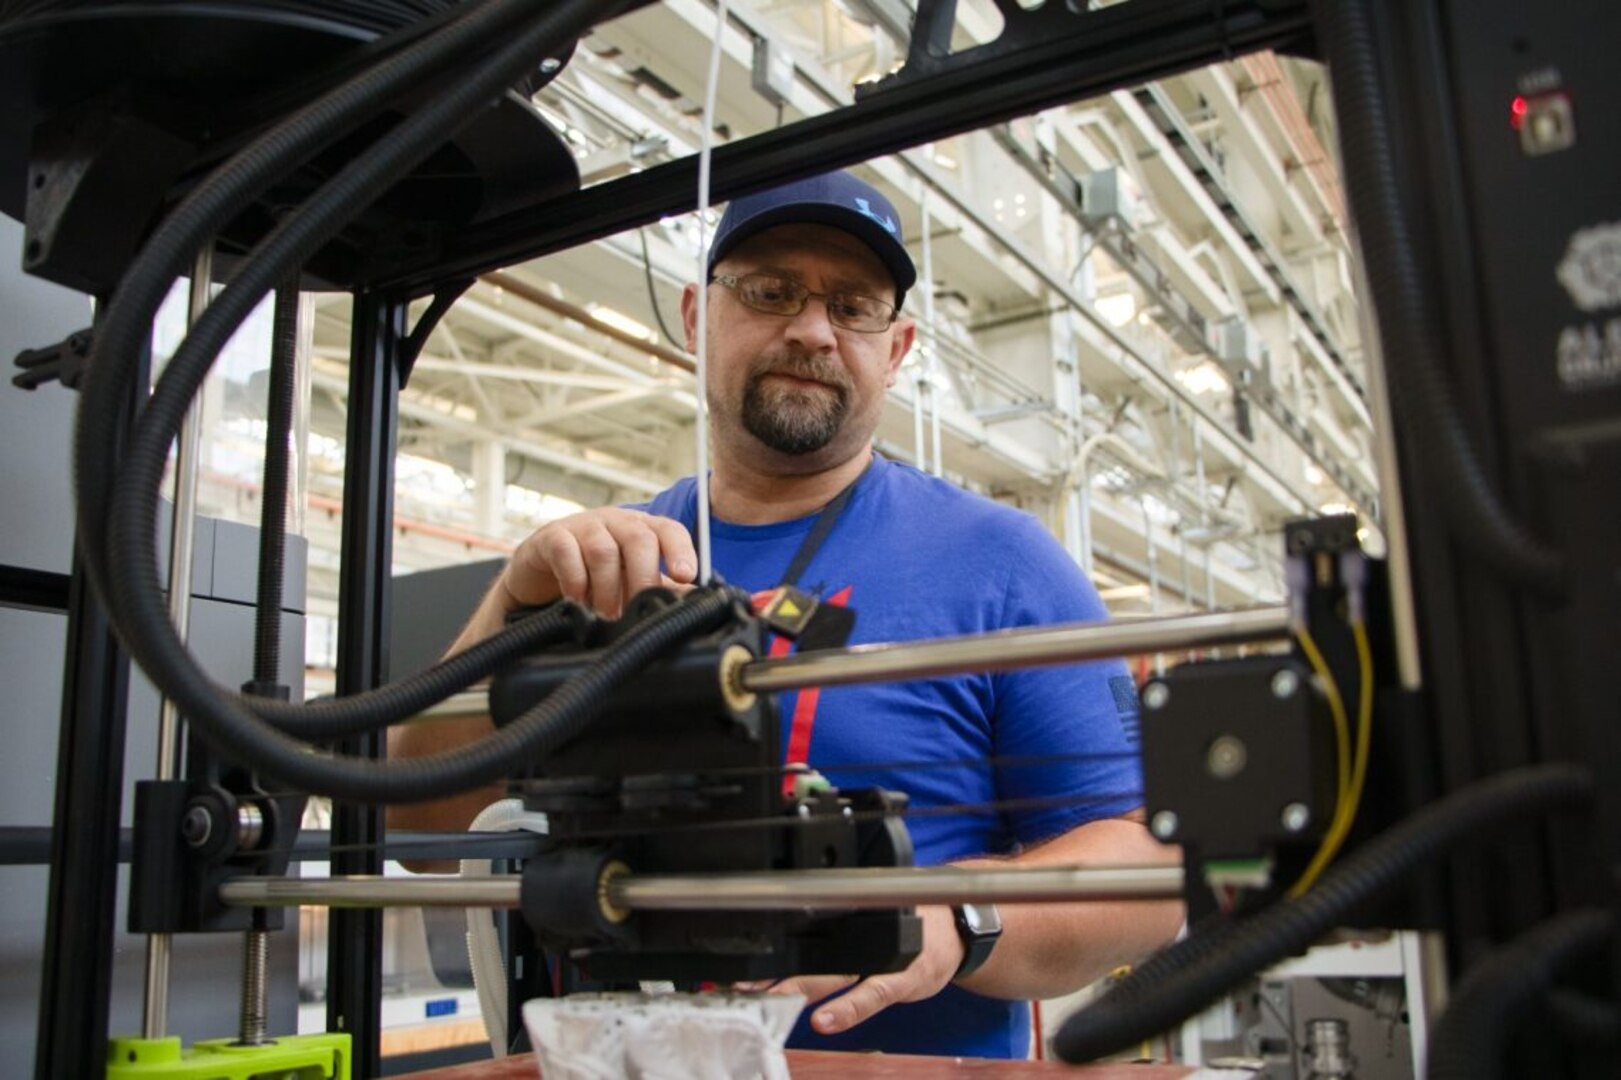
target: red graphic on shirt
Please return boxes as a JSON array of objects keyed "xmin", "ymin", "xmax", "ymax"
[{"xmin": 776, "ymin": 584, "xmax": 853, "ymax": 797}]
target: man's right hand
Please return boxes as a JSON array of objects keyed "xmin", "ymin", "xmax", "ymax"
[{"xmin": 503, "ymin": 507, "xmax": 698, "ymax": 619}]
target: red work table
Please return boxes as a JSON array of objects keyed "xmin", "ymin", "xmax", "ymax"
[{"xmin": 396, "ymin": 1052, "xmax": 1193, "ymax": 1078}]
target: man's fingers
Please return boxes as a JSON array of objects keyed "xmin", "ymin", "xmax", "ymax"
[
  {"xmin": 768, "ymin": 974, "xmax": 857, "ymax": 1007},
  {"xmin": 807, "ymin": 972, "xmax": 909, "ymax": 1035},
  {"xmin": 510, "ymin": 509, "xmax": 694, "ymax": 618},
  {"xmin": 575, "ymin": 521, "xmax": 624, "ymax": 617},
  {"xmin": 532, "ymin": 528, "xmax": 588, "ymax": 606},
  {"xmin": 604, "ymin": 512, "xmax": 664, "ymax": 600},
  {"xmin": 648, "ymin": 514, "xmax": 699, "ymax": 583}
]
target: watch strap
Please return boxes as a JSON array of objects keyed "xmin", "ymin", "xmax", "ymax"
[{"xmin": 952, "ymin": 903, "xmax": 1002, "ymax": 979}]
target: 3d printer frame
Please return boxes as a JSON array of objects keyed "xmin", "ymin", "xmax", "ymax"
[{"xmin": 28, "ymin": 1, "xmax": 1617, "ymax": 1077}]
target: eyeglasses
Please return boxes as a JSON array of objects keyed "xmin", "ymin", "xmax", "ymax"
[{"xmin": 711, "ymin": 272, "xmax": 898, "ymax": 334}]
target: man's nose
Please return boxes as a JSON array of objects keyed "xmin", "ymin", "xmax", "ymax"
[{"xmin": 782, "ymin": 296, "xmax": 839, "ymax": 351}]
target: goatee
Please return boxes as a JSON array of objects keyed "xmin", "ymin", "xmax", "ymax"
[{"xmin": 740, "ymin": 352, "xmax": 851, "ymax": 455}]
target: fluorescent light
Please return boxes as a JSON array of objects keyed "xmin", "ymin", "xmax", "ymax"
[
  {"xmin": 1174, "ymin": 361, "xmax": 1231, "ymax": 395},
  {"xmin": 1095, "ymin": 292, "xmax": 1137, "ymax": 327},
  {"xmin": 588, "ymin": 304, "xmax": 656, "ymax": 341}
]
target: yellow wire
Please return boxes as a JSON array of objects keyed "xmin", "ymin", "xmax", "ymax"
[
  {"xmin": 1297, "ymin": 625, "xmax": 1350, "ymax": 812},
  {"xmin": 1288, "ymin": 621, "xmax": 1374, "ymax": 897}
]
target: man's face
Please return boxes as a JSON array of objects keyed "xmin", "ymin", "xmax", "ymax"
[{"xmin": 682, "ymin": 223, "xmax": 915, "ymax": 467}]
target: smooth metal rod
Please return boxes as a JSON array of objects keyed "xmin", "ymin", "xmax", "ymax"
[
  {"xmin": 222, "ymin": 876, "xmax": 523, "ymax": 909},
  {"xmin": 143, "ymin": 245, "xmax": 212, "ymax": 1043},
  {"xmin": 740, "ymin": 605, "xmax": 1291, "ymax": 693},
  {"xmin": 611, "ymin": 865, "xmax": 1185, "ymax": 910},
  {"xmin": 415, "ymin": 604, "xmax": 1291, "ymax": 722},
  {"xmin": 220, "ymin": 864, "xmax": 1184, "ymax": 911}
]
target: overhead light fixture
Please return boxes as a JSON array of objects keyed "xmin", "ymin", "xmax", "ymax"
[
  {"xmin": 588, "ymin": 303, "xmax": 656, "ymax": 341},
  {"xmin": 1173, "ymin": 360, "xmax": 1230, "ymax": 395},
  {"xmin": 1095, "ymin": 292, "xmax": 1136, "ymax": 327}
]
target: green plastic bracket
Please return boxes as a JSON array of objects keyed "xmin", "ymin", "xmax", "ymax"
[{"xmin": 106, "ymin": 1033, "xmax": 351, "ymax": 1080}]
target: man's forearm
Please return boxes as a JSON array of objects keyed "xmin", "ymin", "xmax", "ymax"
[{"xmin": 955, "ymin": 815, "xmax": 1185, "ymax": 1001}]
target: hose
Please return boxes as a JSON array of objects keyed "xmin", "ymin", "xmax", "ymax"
[
  {"xmin": 1052, "ymin": 763, "xmax": 1593, "ymax": 1062},
  {"xmin": 1427, "ymin": 910, "xmax": 1613, "ymax": 1080},
  {"xmin": 150, "ymin": 584, "xmax": 731, "ymax": 804},
  {"xmin": 1313, "ymin": 0, "xmax": 1564, "ymax": 595},
  {"xmin": 72, "ymin": 0, "xmax": 639, "ymax": 799},
  {"xmin": 247, "ymin": 602, "xmax": 582, "ymax": 739},
  {"xmin": 251, "ymin": 280, "xmax": 299, "ymax": 691},
  {"xmin": 462, "ymin": 798, "xmax": 550, "ymax": 1059},
  {"xmin": 74, "ymin": 0, "xmax": 565, "ymax": 612},
  {"xmin": 1546, "ymin": 988, "xmax": 1621, "ymax": 1046}
]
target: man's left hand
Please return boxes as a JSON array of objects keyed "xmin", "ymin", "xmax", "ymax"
[{"xmin": 761, "ymin": 905, "xmax": 965, "ymax": 1036}]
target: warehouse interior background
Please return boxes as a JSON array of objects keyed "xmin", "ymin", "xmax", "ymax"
[{"xmin": 199, "ymin": 0, "xmax": 1376, "ymax": 678}]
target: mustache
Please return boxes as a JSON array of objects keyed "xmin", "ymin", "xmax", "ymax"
[{"xmin": 749, "ymin": 350, "xmax": 851, "ymax": 390}]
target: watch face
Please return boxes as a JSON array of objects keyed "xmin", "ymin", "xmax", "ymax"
[{"xmin": 960, "ymin": 903, "xmax": 1001, "ymax": 935}]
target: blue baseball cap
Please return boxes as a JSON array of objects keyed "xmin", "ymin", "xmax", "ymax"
[{"xmin": 707, "ymin": 170, "xmax": 917, "ymax": 308}]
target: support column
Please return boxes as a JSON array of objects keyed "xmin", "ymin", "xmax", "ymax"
[
  {"xmin": 472, "ymin": 437, "xmax": 508, "ymax": 539},
  {"xmin": 326, "ymin": 288, "xmax": 406, "ymax": 1080}
]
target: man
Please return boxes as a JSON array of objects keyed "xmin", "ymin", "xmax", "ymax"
[{"xmin": 392, "ymin": 170, "xmax": 1182, "ymax": 1058}]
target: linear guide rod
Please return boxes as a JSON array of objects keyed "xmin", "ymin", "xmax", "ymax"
[
  {"xmin": 740, "ymin": 604, "xmax": 1291, "ymax": 693},
  {"xmin": 219, "ymin": 864, "xmax": 1185, "ymax": 910}
]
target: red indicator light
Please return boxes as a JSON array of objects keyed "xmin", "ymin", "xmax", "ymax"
[{"xmin": 1510, "ymin": 95, "xmax": 1529, "ymax": 129}]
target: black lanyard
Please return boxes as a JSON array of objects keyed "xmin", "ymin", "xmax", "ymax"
[{"xmin": 692, "ymin": 457, "xmax": 873, "ymax": 588}]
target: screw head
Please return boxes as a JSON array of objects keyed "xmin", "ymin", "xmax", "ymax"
[
  {"xmin": 1281, "ymin": 802, "xmax": 1311, "ymax": 833},
  {"xmin": 1207, "ymin": 735, "xmax": 1248, "ymax": 779},
  {"xmin": 1142, "ymin": 682, "xmax": 1170, "ymax": 710},
  {"xmin": 181, "ymin": 805, "xmax": 213, "ymax": 847},
  {"xmin": 1150, "ymin": 810, "xmax": 1180, "ymax": 840},
  {"xmin": 1271, "ymin": 668, "xmax": 1300, "ymax": 699}
]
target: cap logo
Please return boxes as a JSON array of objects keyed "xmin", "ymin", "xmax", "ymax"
[{"xmin": 853, "ymin": 197, "xmax": 897, "ymax": 235}]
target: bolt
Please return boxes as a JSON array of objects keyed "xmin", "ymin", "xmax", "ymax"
[
  {"xmin": 1150, "ymin": 810, "xmax": 1180, "ymax": 840},
  {"xmin": 1142, "ymin": 682, "xmax": 1170, "ymax": 710},
  {"xmin": 1207, "ymin": 735, "xmax": 1248, "ymax": 780},
  {"xmin": 181, "ymin": 805, "xmax": 213, "ymax": 848},
  {"xmin": 1281, "ymin": 802, "xmax": 1311, "ymax": 833},
  {"xmin": 1271, "ymin": 668, "xmax": 1300, "ymax": 699}
]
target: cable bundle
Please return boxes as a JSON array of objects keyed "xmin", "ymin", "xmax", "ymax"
[
  {"xmin": 0, "ymin": 1, "xmax": 461, "ymax": 34},
  {"xmin": 66, "ymin": 0, "xmax": 709, "ymax": 805}
]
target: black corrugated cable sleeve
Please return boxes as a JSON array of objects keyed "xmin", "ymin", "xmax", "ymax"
[
  {"xmin": 1427, "ymin": 910, "xmax": 1614, "ymax": 1080},
  {"xmin": 1545, "ymin": 988, "xmax": 1621, "ymax": 1046},
  {"xmin": 72, "ymin": 0, "xmax": 562, "ymax": 612},
  {"xmin": 251, "ymin": 280, "xmax": 299, "ymax": 689},
  {"xmin": 106, "ymin": 0, "xmax": 614, "ymax": 645},
  {"xmin": 90, "ymin": 0, "xmax": 613, "ymax": 761},
  {"xmin": 175, "ymin": 587, "xmax": 726, "ymax": 803},
  {"xmin": 82, "ymin": 0, "xmax": 629, "ymax": 797},
  {"xmin": 1312, "ymin": 0, "xmax": 1565, "ymax": 596},
  {"xmin": 246, "ymin": 600, "xmax": 583, "ymax": 736},
  {"xmin": 246, "ymin": 602, "xmax": 583, "ymax": 739},
  {"xmin": 1052, "ymin": 763, "xmax": 1594, "ymax": 1063}
]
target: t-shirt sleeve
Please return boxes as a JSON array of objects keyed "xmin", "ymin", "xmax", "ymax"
[{"xmin": 988, "ymin": 516, "xmax": 1144, "ymax": 844}]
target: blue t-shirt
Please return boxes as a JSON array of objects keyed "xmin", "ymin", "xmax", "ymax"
[{"xmin": 642, "ymin": 453, "xmax": 1143, "ymax": 1058}]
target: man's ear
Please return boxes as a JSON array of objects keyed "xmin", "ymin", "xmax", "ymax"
[
  {"xmin": 886, "ymin": 317, "xmax": 917, "ymax": 387},
  {"xmin": 680, "ymin": 283, "xmax": 701, "ymax": 353}
]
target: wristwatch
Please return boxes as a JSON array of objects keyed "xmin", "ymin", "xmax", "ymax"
[{"xmin": 951, "ymin": 902, "xmax": 1002, "ymax": 979}]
